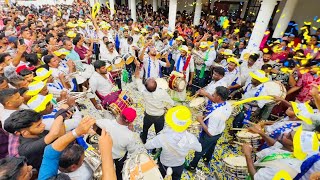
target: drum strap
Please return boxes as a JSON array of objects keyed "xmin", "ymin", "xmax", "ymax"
[
  {"xmin": 182, "ymin": 55, "xmax": 192, "ymax": 78},
  {"xmin": 243, "ymin": 85, "xmax": 264, "ymax": 124}
]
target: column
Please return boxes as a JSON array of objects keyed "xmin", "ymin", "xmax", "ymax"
[
  {"xmin": 246, "ymin": 0, "xmax": 278, "ymax": 51},
  {"xmin": 153, "ymin": 0, "xmax": 157, "ymax": 11},
  {"xmin": 168, "ymin": 0, "xmax": 177, "ymax": 31},
  {"xmin": 272, "ymin": 0, "xmax": 298, "ymax": 38},
  {"xmin": 131, "ymin": 0, "xmax": 137, "ymax": 21},
  {"xmin": 240, "ymin": 0, "xmax": 249, "ymax": 19},
  {"xmin": 128, "ymin": 0, "xmax": 131, "ymax": 10},
  {"xmin": 109, "ymin": 0, "xmax": 115, "ymax": 18},
  {"xmin": 193, "ymin": 0, "xmax": 202, "ymax": 26}
]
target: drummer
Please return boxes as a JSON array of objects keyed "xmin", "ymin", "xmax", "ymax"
[
  {"xmin": 138, "ymin": 42, "xmax": 171, "ymax": 80},
  {"xmin": 225, "ymin": 57, "xmax": 241, "ymax": 92},
  {"xmin": 242, "ymin": 125, "xmax": 320, "ymax": 180},
  {"xmin": 172, "ymin": 45, "xmax": 195, "ymax": 101},
  {"xmin": 134, "ymin": 61, "xmax": 174, "ymax": 144},
  {"xmin": 187, "ymin": 86, "xmax": 232, "ymax": 172},
  {"xmin": 145, "ymin": 106, "xmax": 202, "ymax": 180}
]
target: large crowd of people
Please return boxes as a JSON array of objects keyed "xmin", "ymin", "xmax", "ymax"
[{"xmin": 0, "ymin": 1, "xmax": 319, "ymax": 180}]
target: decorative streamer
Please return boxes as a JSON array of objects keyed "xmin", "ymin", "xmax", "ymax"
[
  {"xmin": 232, "ymin": 96, "xmax": 274, "ymax": 106},
  {"xmin": 91, "ymin": 2, "xmax": 101, "ymax": 19}
]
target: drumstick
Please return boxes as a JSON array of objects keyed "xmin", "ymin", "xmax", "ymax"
[
  {"xmin": 191, "ymin": 84, "xmax": 202, "ymax": 89},
  {"xmin": 231, "ymin": 128, "xmax": 247, "ymax": 131},
  {"xmin": 232, "ymin": 141, "xmax": 244, "ymax": 146}
]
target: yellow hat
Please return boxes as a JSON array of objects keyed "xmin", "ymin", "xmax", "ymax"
[
  {"xmin": 227, "ymin": 57, "xmax": 240, "ymax": 66},
  {"xmin": 67, "ymin": 22, "xmax": 77, "ymax": 28},
  {"xmin": 133, "ymin": 27, "xmax": 140, "ymax": 32},
  {"xmin": 199, "ymin": 42, "xmax": 208, "ymax": 49},
  {"xmin": 26, "ymin": 81, "xmax": 46, "ymax": 96},
  {"xmin": 140, "ymin": 28, "xmax": 148, "ymax": 34},
  {"xmin": 100, "ymin": 23, "xmax": 111, "ymax": 30},
  {"xmin": 53, "ymin": 48, "xmax": 70, "ymax": 57},
  {"xmin": 123, "ymin": 25, "xmax": 129, "ymax": 30},
  {"xmin": 272, "ymin": 170, "xmax": 292, "ymax": 180},
  {"xmin": 249, "ymin": 70, "xmax": 269, "ymax": 83},
  {"xmin": 34, "ymin": 68, "xmax": 52, "ymax": 81},
  {"xmin": 165, "ymin": 105, "xmax": 192, "ymax": 132},
  {"xmin": 293, "ymin": 126, "xmax": 319, "ymax": 160},
  {"xmin": 179, "ymin": 45, "xmax": 189, "ymax": 53},
  {"xmin": 27, "ymin": 94, "xmax": 53, "ymax": 113},
  {"xmin": 291, "ymin": 102, "xmax": 314, "ymax": 124},
  {"xmin": 176, "ymin": 36, "xmax": 185, "ymax": 42},
  {"xmin": 222, "ymin": 49, "xmax": 234, "ymax": 56},
  {"xmin": 167, "ymin": 32, "xmax": 174, "ymax": 37},
  {"xmin": 77, "ymin": 22, "xmax": 86, "ymax": 28},
  {"xmin": 66, "ymin": 31, "xmax": 77, "ymax": 38}
]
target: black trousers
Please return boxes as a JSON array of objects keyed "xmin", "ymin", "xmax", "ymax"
[
  {"xmin": 158, "ymin": 160, "xmax": 184, "ymax": 180},
  {"xmin": 114, "ymin": 153, "xmax": 127, "ymax": 180},
  {"xmin": 140, "ymin": 112, "xmax": 165, "ymax": 144}
]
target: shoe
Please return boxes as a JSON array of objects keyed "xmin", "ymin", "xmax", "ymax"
[
  {"xmin": 203, "ymin": 160, "xmax": 209, "ymax": 167},
  {"xmin": 185, "ymin": 166, "xmax": 196, "ymax": 173}
]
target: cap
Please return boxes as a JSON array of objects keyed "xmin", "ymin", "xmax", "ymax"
[
  {"xmin": 16, "ymin": 64, "xmax": 35, "ymax": 74},
  {"xmin": 7, "ymin": 36, "xmax": 17, "ymax": 43},
  {"xmin": 121, "ymin": 107, "xmax": 137, "ymax": 123}
]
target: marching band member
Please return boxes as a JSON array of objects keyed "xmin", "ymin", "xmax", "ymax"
[
  {"xmin": 199, "ymin": 66, "xmax": 228, "ymax": 100},
  {"xmin": 96, "ymin": 107, "xmax": 143, "ymax": 180},
  {"xmin": 118, "ymin": 29, "xmax": 130, "ymax": 54},
  {"xmin": 139, "ymin": 42, "xmax": 171, "ymax": 80},
  {"xmin": 89, "ymin": 60, "xmax": 119, "ymax": 110},
  {"xmin": 187, "ymin": 86, "xmax": 232, "ymax": 171},
  {"xmin": 119, "ymin": 36, "xmax": 136, "ymax": 56},
  {"xmin": 225, "ymin": 57, "xmax": 241, "ymax": 91},
  {"xmin": 239, "ymin": 53, "xmax": 261, "ymax": 86},
  {"xmin": 233, "ymin": 70, "xmax": 270, "ymax": 129},
  {"xmin": 145, "ymin": 106, "xmax": 202, "ymax": 180},
  {"xmin": 192, "ymin": 41, "xmax": 217, "ymax": 95},
  {"xmin": 134, "ymin": 61, "xmax": 174, "ymax": 144},
  {"xmin": 132, "ymin": 27, "xmax": 141, "ymax": 45},
  {"xmin": 153, "ymin": 33, "xmax": 164, "ymax": 52},
  {"xmin": 172, "ymin": 45, "xmax": 195, "ymax": 101},
  {"xmin": 34, "ymin": 68, "xmax": 65, "ymax": 97},
  {"xmin": 100, "ymin": 41, "xmax": 120, "ymax": 65}
]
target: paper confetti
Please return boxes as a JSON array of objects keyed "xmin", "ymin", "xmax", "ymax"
[
  {"xmin": 276, "ymin": 9, "xmax": 280, "ymax": 13},
  {"xmin": 304, "ymin": 21, "xmax": 312, "ymax": 25}
]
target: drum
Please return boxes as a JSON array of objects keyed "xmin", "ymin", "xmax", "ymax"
[
  {"xmin": 108, "ymin": 91, "xmax": 133, "ymax": 116},
  {"xmin": 156, "ymin": 78, "xmax": 169, "ymax": 90},
  {"xmin": 236, "ymin": 130, "xmax": 261, "ymax": 150},
  {"xmin": 122, "ymin": 53, "xmax": 135, "ymax": 65},
  {"xmin": 189, "ymin": 97, "xmax": 206, "ymax": 111},
  {"xmin": 122, "ymin": 152, "xmax": 163, "ymax": 180},
  {"xmin": 228, "ymin": 100, "xmax": 243, "ymax": 117},
  {"xmin": 263, "ymin": 81, "xmax": 287, "ymax": 104},
  {"xmin": 168, "ymin": 71, "xmax": 186, "ymax": 92},
  {"xmin": 112, "ymin": 56, "xmax": 125, "ymax": 70},
  {"xmin": 223, "ymin": 156, "xmax": 248, "ymax": 180}
]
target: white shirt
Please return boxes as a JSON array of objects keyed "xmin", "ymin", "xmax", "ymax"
[
  {"xmin": 96, "ymin": 119, "xmax": 142, "ymax": 159},
  {"xmin": 42, "ymin": 108, "xmax": 82, "ymax": 131},
  {"xmin": 142, "ymin": 56, "xmax": 166, "ymax": 79},
  {"xmin": 1, "ymin": 105, "xmax": 28, "ymax": 128},
  {"xmin": 100, "ymin": 49, "xmax": 119, "ymax": 65},
  {"xmin": 145, "ymin": 128, "xmax": 202, "ymax": 167},
  {"xmin": 204, "ymin": 78, "xmax": 228, "ymax": 95},
  {"xmin": 136, "ymin": 79, "xmax": 174, "ymax": 116},
  {"xmin": 224, "ymin": 67, "xmax": 241, "ymax": 87},
  {"xmin": 120, "ymin": 42, "xmax": 136, "ymax": 56},
  {"xmin": 132, "ymin": 34, "xmax": 141, "ymax": 45},
  {"xmin": 89, "ymin": 72, "xmax": 114, "ymax": 96},
  {"xmin": 195, "ymin": 49, "xmax": 217, "ymax": 71},
  {"xmin": 173, "ymin": 54, "xmax": 195, "ymax": 83},
  {"xmin": 59, "ymin": 162, "xmax": 93, "ymax": 180},
  {"xmin": 205, "ymin": 101, "xmax": 232, "ymax": 136},
  {"xmin": 243, "ymin": 83, "xmax": 269, "ymax": 109},
  {"xmin": 239, "ymin": 62, "xmax": 261, "ymax": 85},
  {"xmin": 154, "ymin": 40, "xmax": 164, "ymax": 52}
]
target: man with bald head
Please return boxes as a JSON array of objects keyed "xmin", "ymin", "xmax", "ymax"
[{"xmin": 134, "ymin": 62, "xmax": 174, "ymax": 144}]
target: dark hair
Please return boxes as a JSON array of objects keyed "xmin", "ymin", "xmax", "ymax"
[
  {"xmin": 215, "ymin": 86, "xmax": 229, "ymax": 101},
  {"xmin": 25, "ymin": 53, "xmax": 39, "ymax": 66},
  {"xmin": 4, "ymin": 109, "xmax": 42, "ymax": 133},
  {"xmin": 0, "ymin": 88, "xmax": 19, "ymax": 105},
  {"xmin": 0, "ymin": 157, "xmax": 27, "ymax": 180},
  {"xmin": 213, "ymin": 66, "xmax": 225, "ymax": 76},
  {"xmin": 18, "ymin": 87, "xmax": 28, "ymax": 96},
  {"xmin": 93, "ymin": 60, "xmax": 106, "ymax": 70},
  {"xmin": 261, "ymin": 64, "xmax": 272, "ymax": 71},
  {"xmin": 43, "ymin": 55, "xmax": 54, "ymax": 64},
  {"xmin": 72, "ymin": 35, "xmax": 81, "ymax": 46},
  {"xmin": 48, "ymin": 173, "xmax": 71, "ymax": 180},
  {"xmin": 0, "ymin": 76, "xmax": 8, "ymax": 84},
  {"xmin": 127, "ymin": 36, "xmax": 133, "ymax": 42},
  {"xmin": 249, "ymin": 53, "xmax": 259, "ymax": 62},
  {"xmin": 105, "ymin": 41, "xmax": 113, "ymax": 47},
  {"xmin": 0, "ymin": 53, "xmax": 11, "ymax": 64},
  {"xmin": 45, "ymin": 34, "xmax": 54, "ymax": 44},
  {"xmin": 59, "ymin": 144, "xmax": 84, "ymax": 169},
  {"xmin": 19, "ymin": 69, "xmax": 33, "ymax": 77}
]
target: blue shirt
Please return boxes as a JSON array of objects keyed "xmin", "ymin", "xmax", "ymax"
[
  {"xmin": 38, "ymin": 145, "xmax": 62, "ymax": 180},
  {"xmin": 66, "ymin": 49, "xmax": 84, "ymax": 71}
]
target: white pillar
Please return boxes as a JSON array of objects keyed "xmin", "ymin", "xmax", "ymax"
[
  {"xmin": 247, "ymin": 0, "xmax": 278, "ymax": 51},
  {"xmin": 168, "ymin": 0, "xmax": 177, "ymax": 31},
  {"xmin": 240, "ymin": 0, "xmax": 249, "ymax": 19},
  {"xmin": 109, "ymin": 0, "xmax": 115, "ymax": 18},
  {"xmin": 128, "ymin": 0, "xmax": 131, "ymax": 10},
  {"xmin": 193, "ymin": 0, "xmax": 202, "ymax": 26},
  {"xmin": 131, "ymin": 0, "xmax": 137, "ymax": 21},
  {"xmin": 152, "ymin": 0, "xmax": 157, "ymax": 12},
  {"xmin": 272, "ymin": 0, "xmax": 298, "ymax": 38}
]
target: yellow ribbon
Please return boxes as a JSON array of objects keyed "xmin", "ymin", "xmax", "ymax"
[
  {"xmin": 105, "ymin": 2, "xmax": 117, "ymax": 14},
  {"xmin": 232, "ymin": 96, "xmax": 274, "ymax": 106},
  {"xmin": 91, "ymin": 2, "xmax": 101, "ymax": 19}
]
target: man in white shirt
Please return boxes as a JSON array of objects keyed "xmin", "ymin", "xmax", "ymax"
[
  {"xmin": 134, "ymin": 63, "xmax": 174, "ymax": 144},
  {"xmin": 225, "ymin": 57, "xmax": 241, "ymax": 91},
  {"xmin": 96, "ymin": 107, "xmax": 142, "ymax": 180},
  {"xmin": 187, "ymin": 86, "xmax": 232, "ymax": 172},
  {"xmin": 192, "ymin": 41, "xmax": 217, "ymax": 95},
  {"xmin": 172, "ymin": 45, "xmax": 195, "ymax": 101},
  {"xmin": 239, "ymin": 53, "xmax": 261, "ymax": 85},
  {"xmin": 153, "ymin": 33, "xmax": 164, "ymax": 52},
  {"xmin": 200, "ymin": 66, "xmax": 228, "ymax": 98},
  {"xmin": 145, "ymin": 106, "xmax": 202, "ymax": 180},
  {"xmin": 139, "ymin": 43, "xmax": 170, "ymax": 80}
]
